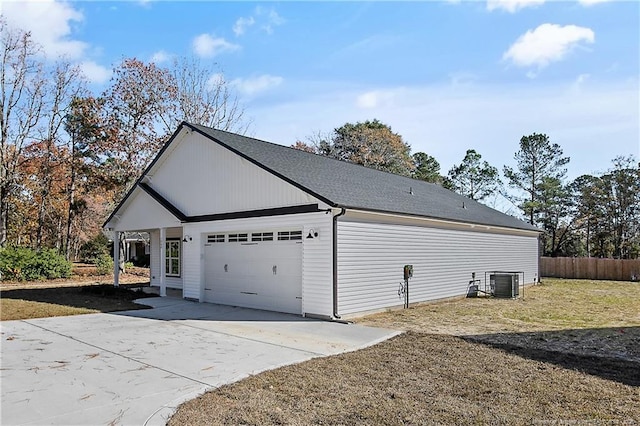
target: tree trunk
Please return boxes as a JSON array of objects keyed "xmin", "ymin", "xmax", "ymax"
[
  {"xmin": 119, "ymin": 232, "xmax": 126, "ymax": 273},
  {"xmin": 0, "ymin": 181, "xmax": 8, "ymax": 246},
  {"xmin": 65, "ymin": 156, "xmax": 76, "ymax": 261}
]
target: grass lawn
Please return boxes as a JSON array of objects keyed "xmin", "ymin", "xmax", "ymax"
[
  {"xmin": 169, "ymin": 279, "xmax": 640, "ymax": 425},
  {"xmin": 1, "ymin": 280, "xmax": 154, "ymax": 321}
]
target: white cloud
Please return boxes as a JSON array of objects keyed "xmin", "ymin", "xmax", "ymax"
[
  {"xmin": 486, "ymin": 0, "xmax": 545, "ymax": 13},
  {"xmin": 356, "ymin": 92, "xmax": 380, "ymax": 109},
  {"xmin": 570, "ymin": 73, "xmax": 590, "ymax": 93},
  {"xmin": 233, "ymin": 16, "xmax": 255, "ymax": 36},
  {"xmin": 250, "ymin": 78, "xmax": 639, "ymax": 185},
  {"xmin": 192, "ymin": 34, "xmax": 240, "ymax": 58},
  {"xmin": 233, "ymin": 7, "xmax": 285, "ymax": 37},
  {"xmin": 80, "ymin": 61, "xmax": 112, "ymax": 85},
  {"xmin": 206, "ymin": 73, "xmax": 226, "ymax": 90},
  {"xmin": 150, "ymin": 50, "xmax": 171, "ymax": 64},
  {"xmin": 261, "ymin": 9, "xmax": 285, "ymax": 35},
  {"xmin": 231, "ymin": 74, "xmax": 283, "ymax": 96},
  {"xmin": 503, "ymin": 23, "xmax": 595, "ymax": 69},
  {"xmin": 578, "ymin": 0, "xmax": 613, "ymax": 5},
  {"xmin": 1, "ymin": 0, "xmax": 87, "ymax": 59},
  {"xmin": 355, "ymin": 91, "xmax": 396, "ymax": 109}
]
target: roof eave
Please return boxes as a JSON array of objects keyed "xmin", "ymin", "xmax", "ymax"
[{"xmin": 336, "ymin": 205, "xmax": 542, "ymax": 234}]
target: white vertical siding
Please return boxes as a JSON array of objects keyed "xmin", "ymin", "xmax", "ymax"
[
  {"xmin": 181, "ymin": 212, "xmax": 333, "ymax": 316},
  {"xmin": 337, "ymin": 220, "xmax": 539, "ymax": 316},
  {"xmin": 149, "ymin": 132, "xmax": 320, "ymax": 217},
  {"xmin": 109, "ymin": 187, "xmax": 180, "ymax": 232}
]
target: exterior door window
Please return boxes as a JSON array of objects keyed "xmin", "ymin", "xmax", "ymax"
[{"xmin": 165, "ymin": 240, "xmax": 180, "ymax": 277}]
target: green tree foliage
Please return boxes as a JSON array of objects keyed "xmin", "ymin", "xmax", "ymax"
[
  {"xmin": 79, "ymin": 232, "xmax": 110, "ymax": 264},
  {"xmin": 570, "ymin": 156, "xmax": 640, "ymax": 259},
  {"xmin": 504, "ymin": 133, "xmax": 570, "ymax": 226},
  {"xmin": 412, "ymin": 152, "xmax": 443, "ymax": 184},
  {"xmin": 447, "ymin": 149, "xmax": 501, "ymax": 201},
  {"xmin": 538, "ymin": 176, "xmax": 575, "ymax": 256},
  {"xmin": 570, "ymin": 174, "xmax": 612, "ymax": 257},
  {"xmin": 603, "ymin": 156, "xmax": 640, "ymax": 258},
  {"xmin": 317, "ymin": 119, "xmax": 414, "ymax": 176},
  {"xmin": 0, "ymin": 246, "xmax": 71, "ymax": 281}
]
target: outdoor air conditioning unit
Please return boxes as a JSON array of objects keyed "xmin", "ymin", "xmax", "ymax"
[{"xmin": 490, "ymin": 273, "xmax": 519, "ymax": 298}]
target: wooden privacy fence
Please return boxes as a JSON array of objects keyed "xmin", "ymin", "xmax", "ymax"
[{"xmin": 541, "ymin": 257, "xmax": 640, "ymax": 281}]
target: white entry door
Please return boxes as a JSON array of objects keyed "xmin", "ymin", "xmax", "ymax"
[{"xmin": 203, "ymin": 231, "xmax": 302, "ymax": 314}]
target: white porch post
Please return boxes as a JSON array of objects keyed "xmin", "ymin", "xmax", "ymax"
[
  {"xmin": 113, "ymin": 231, "xmax": 120, "ymax": 288},
  {"xmin": 159, "ymin": 227, "xmax": 167, "ymax": 297}
]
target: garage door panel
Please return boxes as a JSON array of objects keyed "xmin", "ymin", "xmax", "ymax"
[{"xmin": 203, "ymin": 236, "xmax": 302, "ymax": 314}]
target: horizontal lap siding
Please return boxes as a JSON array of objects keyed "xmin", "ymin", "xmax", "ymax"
[
  {"xmin": 336, "ymin": 221, "xmax": 538, "ymax": 316},
  {"xmin": 301, "ymin": 214, "xmax": 333, "ymax": 317},
  {"xmin": 149, "ymin": 230, "xmax": 160, "ymax": 286}
]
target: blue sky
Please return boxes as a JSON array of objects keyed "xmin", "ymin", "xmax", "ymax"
[{"xmin": 2, "ymin": 0, "xmax": 639, "ymax": 192}]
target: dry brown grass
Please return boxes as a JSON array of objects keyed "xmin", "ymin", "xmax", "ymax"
[
  {"xmin": 0, "ymin": 282, "xmax": 154, "ymax": 321},
  {"xmin": 360, "ymin": 278, "xmax": 640, "ymax": 334},
  {"xmin": 1, "ymin": 262, "xmax": 153, "ymax": 320},
  {"xmin": 170, "ymin": 279, "xmax": 640, "ymax": 425},
  {"xmin": 170, "ymin": 332, "xmax": 639, "ymax": 426}
]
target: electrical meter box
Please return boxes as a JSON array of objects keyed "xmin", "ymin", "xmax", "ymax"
[{"xmin": 403, "ymin": 265, "xmax": 413, "ymax": 280}]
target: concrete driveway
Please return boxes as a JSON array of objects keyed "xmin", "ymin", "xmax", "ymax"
[{"xmin": 1, "ymin": 298, "xmax": 399, "ymax": 426}]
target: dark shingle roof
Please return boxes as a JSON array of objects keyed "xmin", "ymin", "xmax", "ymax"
[{"xmin": 185, "ymin": 123, "xmax": 539, "ymax": 232}]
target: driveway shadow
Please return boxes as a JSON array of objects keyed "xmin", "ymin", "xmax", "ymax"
[
  {"xmin": 462, "ymin": 327, "xmax": 640, "ymax": 387},
  {"xmin": 0, "ymin": 283, "xmax": 155, "ymax": 313},
  {"xmin": 116, "ymin": 297, "xmax": 318, "ymax": 322}
]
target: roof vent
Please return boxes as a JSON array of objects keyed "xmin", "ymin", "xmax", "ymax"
[
  {"xmin": 409, "ymin": 187, "xmax": 413, "ymax": 195},
  {"xmin": 462, "ymin": 201, "xmax": 466, "ymax": 209}
]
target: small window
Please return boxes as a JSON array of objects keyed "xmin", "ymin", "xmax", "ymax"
[
  {"xmin": 165, "ymin": 239, "xmax": 180, "ymax": 277},
  {"xmin": 207, "ymin": 234, "xmax": 225, "ymax": 243},
  {"xmin": 228, "ymin": 233, "xmax": 248, "ymax": 242},
  {"xmin": 277, "ymin": 230, "xmax": 302, "ymax": 241},
  {"xmin": 251, "ymin": 232, "xmax": 274, "ymax": 242}
]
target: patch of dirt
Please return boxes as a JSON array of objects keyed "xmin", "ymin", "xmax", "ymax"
[{"xmin": 0, "ymin": 272, "xmax": 150, "ymax": 291}]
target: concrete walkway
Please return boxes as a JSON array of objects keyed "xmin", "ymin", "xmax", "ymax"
[{"xmin": 1, "ymin": 298, "xmax": 399, "ymax": 425}]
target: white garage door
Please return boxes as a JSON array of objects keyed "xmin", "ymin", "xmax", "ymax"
[{"xmin": 203, "ymin": 230, "xmax": 302, "ymax": 314}]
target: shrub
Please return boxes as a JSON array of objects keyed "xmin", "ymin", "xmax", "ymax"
[
  {"xmin": 95, "ymin": 253, "xmax": 114, "ymax": 275},
  {"xmin": 79, "ymin": 233, "xmax": 110, "ymax": 264},
  {"xmin": 0, "ymin": 247, "xmax": 71, "ymax": 281}
]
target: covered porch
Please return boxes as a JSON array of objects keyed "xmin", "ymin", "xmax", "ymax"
[{"xmin": 112, "ymin": 226, "xmax": 184, "ymax": 298}]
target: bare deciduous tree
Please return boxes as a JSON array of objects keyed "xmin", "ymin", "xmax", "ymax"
[
  {"xmin": 1, "ymin": 19, "xmax": 46, "ymax": 246},
  {"xmin": 163, "ymin": 57, "xmax": 249, "ymax": 134}
]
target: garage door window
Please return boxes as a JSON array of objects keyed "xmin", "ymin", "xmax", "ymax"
[
  {"xmin": 207, "ymin": 234, "xmax": 225, "ymax": 243},
  {"xmin": 228, "ymin": 233, "xmax": 248, "ymax": 242},
  {"xmin": 251, "ymin": 232, "xmax": 273, "ymax": 242},
  {"xmin": 277, "ymin": 230, "xmax": 302, "ymax": 241},
  {"xmin": 165, "ymin": 239, "xmax": 180, "ymax": 277}
]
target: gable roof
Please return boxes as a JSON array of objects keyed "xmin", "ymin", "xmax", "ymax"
[{"xmin": 183, "ymin": 123, "xmax": 539, "ymax": 232}]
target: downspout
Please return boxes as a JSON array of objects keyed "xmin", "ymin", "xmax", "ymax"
[{"xmin": 332, "ymin": 208, "xmax": 346, "ymax": 319}]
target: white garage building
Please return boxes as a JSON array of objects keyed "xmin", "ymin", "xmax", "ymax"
[{"xmin": 104, "ymin": 122, "xmax": 540, "ymax": 319}]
